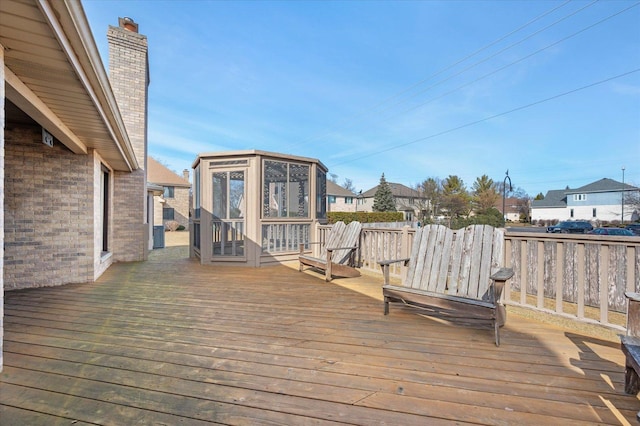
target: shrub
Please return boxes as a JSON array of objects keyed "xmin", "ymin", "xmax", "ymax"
[
  {"xmin": 327, "ymin": 211, "xmax": 404, "ymax": 224},
  {"xmin": 450, "ymin": 208, "xmax": 504, "ymax": 229}
]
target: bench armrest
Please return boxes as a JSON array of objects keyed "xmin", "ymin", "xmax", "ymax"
[
  {"xmin": 490, "ymin": 268, "xmax": 514, "ymax": 282},
  {"xmin": 378, "ymin": 258, "xmax": 410, "ymax": 285}
]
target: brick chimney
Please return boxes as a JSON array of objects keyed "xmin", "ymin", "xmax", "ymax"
[
  {"xmin": 107, "ymin": 17, "xmax": 150, "ymax": 261},
  {"xmin": 183, "ymin": 169, "xmax": 190, "ymax": 182},
  {"xmin": 119, "ymin": 17, "xmax": 138, "ymax": 33},
  {"xmin": 107, "ymin": 17, "xmax": 149, "ymax": 165}
]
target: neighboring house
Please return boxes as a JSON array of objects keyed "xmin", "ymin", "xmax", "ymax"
[
  {"xmin": 1, "ymin": 2, "xmax": 151, "ymax": 370},
  {"xmin": 495, "ymin": 197, "xmax": 523, "ymax": 222},
  {"xmin": 359, "ymin": 182, "xmax": 428, "ymax": 220},
  {"xmin": 531, "ymin": 178, "xmax": 639, "ymax": 223},
  {"xmin": 148, "ymin": 157, "xmax": 191, "ymax": 229},
  {"xmin": 327, "ymin": 180, "xmax": 357, "ymax": 212}
]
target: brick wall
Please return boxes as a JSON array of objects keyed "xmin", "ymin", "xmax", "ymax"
[
  {"xmin": 112, "ymin": 169, "xmax": 146, "ymax": 261},
  {"xmin": 4, "ymin": 126, "xmax": 95, "ymax": 289},
  {"xmin": 165, "ymin": 186, "xmax": 190, "ymax": 228}
]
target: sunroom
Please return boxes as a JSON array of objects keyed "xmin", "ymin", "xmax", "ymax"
[{"xmin": 191, "ymin": 150, "xmax": 328, "ymax": 267}]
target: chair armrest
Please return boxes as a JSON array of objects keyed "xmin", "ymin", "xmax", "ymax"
[
  {"xmin": 489, "ymin": 268, "xmax": 513, "ymax": 304},
  {"xmin": 326, "ymin": 245, "xmax": 357, "ymax": 252},
  {"xmin": 627, "ymin": 292, "xmax": 640, "ymax": 337},
  {"xmin": 378, "ymin": 258, "xmax": 410, "ymax": 267},
  {"xmin": 299, "ymin": 241, "xmax": 326, "ymax": 255},
  {"xmin": 626, "ymin": 292, "xmax": 640, "ymax": 302},
  {"xmin": 490, "ymin": 268, "xmax": 514, "ymax": 282}
]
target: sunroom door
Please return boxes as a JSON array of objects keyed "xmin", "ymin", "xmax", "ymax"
[{"xmin": 211, "ymin": 170, "xmax": 246, "ymax": 258}]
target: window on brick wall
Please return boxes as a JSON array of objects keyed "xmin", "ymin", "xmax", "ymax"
[
  {"xmin": 163, "ymin": 186, "xmax": 175, "ymax": 198},
  {"xmin": 163, "ymin": 208, "xmax": 175, "ymax": 221}
]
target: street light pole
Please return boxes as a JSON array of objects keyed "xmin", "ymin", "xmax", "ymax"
[
  {"xmin": 622, "ymin": 166, "xmax": 626, "ymax": 225},
  {"xmin": 502, "ymin": 170, "xmax": 512, "ymax": 224}
]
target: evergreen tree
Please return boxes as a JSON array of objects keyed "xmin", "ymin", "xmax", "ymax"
[
  {"xmin": 373, "ymin": 173, "xmax": 396, "ymax": 212},
  {"xmin": 472, "ymin": 175, "xmax": 499, "ymax": 214},
  {"xmin": 441, "ymin": 175, "xmax": 471, "ymax": 221}
]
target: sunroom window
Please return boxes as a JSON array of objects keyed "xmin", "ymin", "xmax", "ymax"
[{"xmin": 263, "ymin": 160, "xmax": 309, "ymax": 218}]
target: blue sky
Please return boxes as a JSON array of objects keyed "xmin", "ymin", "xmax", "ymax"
[{"xmin": 83, "ymin": 0, "xmax": 640, "ymax": 197}]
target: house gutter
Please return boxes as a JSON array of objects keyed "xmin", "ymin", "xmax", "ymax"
[{"xmin": 37, "ymin": 0, "xmax": 139, "ymax": 172}]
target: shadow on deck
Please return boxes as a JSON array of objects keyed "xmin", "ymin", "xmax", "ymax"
[{"xmin": 0, "ymin": 233, "xmax": 637, "ymax": 424}]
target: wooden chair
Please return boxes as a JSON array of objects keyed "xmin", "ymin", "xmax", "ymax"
[
  {"xmin": 299, "ymin": 221, "xmax": 362, "ymax": 282},
  {"xmin": 379, "ymin": 224, "xmax": 513, "ymax": 346},
  {"xmin": 622, "ymin": 292, "xmax": 640, "ymax": 421}
]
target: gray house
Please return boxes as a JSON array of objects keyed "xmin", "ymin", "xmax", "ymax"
[{"xmin": 531, "ymin": 178, "xmax": 639, "ymax": 223}]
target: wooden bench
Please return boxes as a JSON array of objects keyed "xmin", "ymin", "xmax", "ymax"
[
  {"xmin": 299, "ymin": 221, "xmax": 362, "ymax": 282},
  {"xmin": 379, "ymin": 224, "xmax": 513, "ymax": 346},
  {"xmin": 622, "ymin": 292, "xmax": 640, "ymax": 421}
]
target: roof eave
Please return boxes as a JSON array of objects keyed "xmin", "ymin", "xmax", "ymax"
[{"xmin": 41, "ymin": 0, "xmax": 139, "ymax": 171}]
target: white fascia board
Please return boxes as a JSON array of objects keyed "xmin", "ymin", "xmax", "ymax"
[{"xmin": 38, "ymin": 0, "xmax": 137, "ymax": 171}]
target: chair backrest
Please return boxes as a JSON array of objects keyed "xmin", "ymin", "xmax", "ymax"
[
  {"xmin": 322, "ymin": 221, "xmax": 346, "ymax": 253},
  {"xmin": 404, "ymin": 224, "xmax": 505, "ymax": 302},
  {"xmin": 331, "ymin": 221, "xmax": 362, "ymax": 265}
]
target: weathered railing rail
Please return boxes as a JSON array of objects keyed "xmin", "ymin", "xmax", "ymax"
[{"xmin": 319, "ymin": 224, "xmax": 640, "ymax": 331}]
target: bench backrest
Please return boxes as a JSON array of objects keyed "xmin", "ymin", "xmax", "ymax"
[
  {"xmin": 405, "ymin": 224, "xmax": 505, "ymax": 302},
  {"xmin": 330, "ymin": 221, "xmax": 362, "ymax": 265}
]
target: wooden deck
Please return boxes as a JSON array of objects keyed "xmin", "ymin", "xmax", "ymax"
[{"xmin": 1, "ymin": 239, "xmax": 638, "ymax": 425}]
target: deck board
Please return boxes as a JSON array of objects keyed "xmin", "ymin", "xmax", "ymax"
[{"xmin": 1, "ymin": 243, "xmax": 638, "ymax": 424}]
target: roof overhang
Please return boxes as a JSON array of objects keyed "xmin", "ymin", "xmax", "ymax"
[
  {"xmin": 147, "ymin": 183, "xmax": 164, "ymax": 196},
  {"xmin": 0, "ymin": 0, "xmax": 138, "ymax": 171},
  {"xmin": 193, "ymin": 150, "xmax": 328, "ymax": 173}
]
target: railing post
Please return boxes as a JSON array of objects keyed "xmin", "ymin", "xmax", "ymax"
[
  {"xmin": 577, "ymin": 243, "xmax": 585, "ymax": 320},
  {"xmin": 400, "ymin": 226, "xmax": 410, "ymax": 259},
  {"xmin": 520, "ymin": 239, "xmax": 527, "ymax": 306},
  {"xmin": 504, "ymin": 236, "xmax": 512, "ymax": 301},
  {"xmin": 555, "ymin": 242, "xmax": 564, "ymax": 313},
  {"xmin": 536, "ymin": 240, "xmax": 544, "ymax": 309},
  {"xmin": 314, "ymin": 222, "xmax": 323, "ymax": 258},
  {"xmin": 401, "ymin": 226, "xmax": 411, "ymax": 281},
  {"xmin": 600, "ymin": 244, "xmax": 609, "ymax": 324}
]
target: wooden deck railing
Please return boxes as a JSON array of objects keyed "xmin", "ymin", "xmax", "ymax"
[
  {"xmin": 318, "ymin": 225, "xmax": 414, "ymax": 278},
  {"xmin": 504, "ymin": 232, "xmax": 640, "ymax": 332},
  {"xmin": 318, "ymin": 224, "xmax": 640, "ymax": 331}
]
